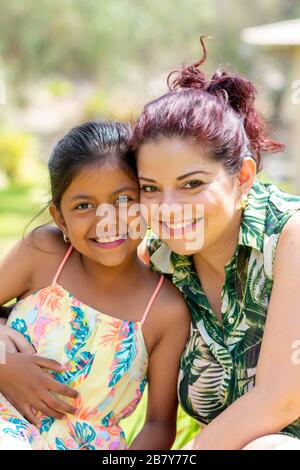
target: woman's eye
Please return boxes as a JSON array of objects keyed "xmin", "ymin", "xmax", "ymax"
[
  {"xmin": 75, "ymin": 203, "xmax": 94, "ymax": 210},
  {"xmin": 182, "ymin": 180, "xmax": 203, "ymax": 190},
  {"xmin": 141, "ymin": 185, "xmax": 159, "ymax": 193}
]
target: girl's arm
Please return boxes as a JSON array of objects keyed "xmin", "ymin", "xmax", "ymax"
[
  {"xmin": 0, "ymin": 228, "xmax": 80, "ymax": 422},
  {"xmin": 129, "ymin": 284, "xmax": 191, "ymax": 450},
  {"xmin": 0, "ymin": 235, "xmax": 35, "ymax": 307},
  {"xmin": 191, "ymin": 211, "xmax": 300, "ymax": 450}
]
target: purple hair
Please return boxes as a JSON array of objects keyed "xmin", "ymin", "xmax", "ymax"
[{"xmin": 132, "ymin": 37, "xmax": 284, "ymax": 173}]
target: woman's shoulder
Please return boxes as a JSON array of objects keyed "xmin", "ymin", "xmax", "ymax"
[{"xmin": 252, "ymin": 179, "xmax": 300, "ymax": 217}]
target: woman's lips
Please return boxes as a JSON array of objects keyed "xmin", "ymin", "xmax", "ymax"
[{"xmin": 159, "ymin": 218, "xmax": 203, "ymax": 237}]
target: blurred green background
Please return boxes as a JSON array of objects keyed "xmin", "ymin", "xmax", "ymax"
[{"xmin": 1, "ymin": 0, "xmax": 300, "ymax": 449}]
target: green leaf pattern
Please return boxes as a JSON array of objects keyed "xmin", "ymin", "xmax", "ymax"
[{"xmin": 148, "ymin": 179, "xmax": 300, "ymax": 438}]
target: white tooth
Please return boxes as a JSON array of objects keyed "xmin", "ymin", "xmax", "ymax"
[
  {"xmin": 96, "ymin": 236, "xmax": 121, "ymax": 243},
  {"xmin": 166, "ymin": 219, "xmax": 198, "ymax": 230}
]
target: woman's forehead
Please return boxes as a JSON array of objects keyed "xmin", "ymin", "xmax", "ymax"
[{"xmin": 137, "ymin": 137, "xmax": 222, "ymax": 178}]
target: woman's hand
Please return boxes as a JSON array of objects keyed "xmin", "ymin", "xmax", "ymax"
[
  {"xmin": 0, "ymin": 352, "xmax": 79, "ymax": 427},
  {"xmin": 0, "ymin": 324, "xmax": 36, "ymax": 353}
]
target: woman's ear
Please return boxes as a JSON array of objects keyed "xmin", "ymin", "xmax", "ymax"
[
  {"xmin": 49, "ymin": 203, "xmax": 67, "ymax": 234},
  {"xmin": 238, "ymin": 157, "xmax": 257, "ymax": 195}
]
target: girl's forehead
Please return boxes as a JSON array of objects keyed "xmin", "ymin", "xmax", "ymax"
[{"xmin": 64, "ymin": 163, "xmax": 139, "ymax": 197}]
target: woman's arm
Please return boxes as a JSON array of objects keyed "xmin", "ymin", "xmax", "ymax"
[
  {"xmin": 191, "ymin": 211, "xmax": 300, "ymax": 450},
  {"xmin": 129, "ymin": 284, "xmax": 191, "ymax": 450}
]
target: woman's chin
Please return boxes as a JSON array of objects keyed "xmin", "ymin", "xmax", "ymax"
[{"xmin": 163, "ymin": 237, "xmax": 205, "ymax": 256}]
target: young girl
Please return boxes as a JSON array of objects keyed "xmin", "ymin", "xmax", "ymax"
[{"xmin": 0, "ymin": 121, "xmax": 190, "ymax": 450}]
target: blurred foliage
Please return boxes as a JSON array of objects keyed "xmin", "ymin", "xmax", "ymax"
[
  {"xmin": 84, "ymin": 89, "xmax": 110, "ymax": 120},
  {"xmin": 45, "ymin": 78, "xmax": 74, "ymax": 98},
  {"xmin": 83, "ymin": 88, "xmax": 140, "ymax": 122},
  {"xmin": 0, "ymin": 0, "xmax": 299, "ymax": 447},
  {"xmin": 0, "ymin": 183, "xmax": 49, "ymax": 257},
  {"xmin": 0, "ymin": 0, "xmax": 300, "ymax": 95},
  {"xmin": 0, "ymin": 129, "xmax": 46, "ymax": 184}
]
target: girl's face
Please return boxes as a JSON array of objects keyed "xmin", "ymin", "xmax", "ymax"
[
  {"xmin": 51, "ymin": 160, "xmax": 146, "ymax": 267},
  {"xmin": 137, "ymin": 136, "xmax": 250, "ymax": 256}
]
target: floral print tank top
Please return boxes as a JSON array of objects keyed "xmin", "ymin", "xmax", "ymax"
[{"xmin": 0, "ymin": 245, "xmax": 164, "ymax": 450}]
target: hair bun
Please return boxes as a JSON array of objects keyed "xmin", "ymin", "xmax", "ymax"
[
  {"xmin": 166, "ymin": 36, "xmax": 285, "ymax": 160},
  {"xmin": 207, "ymin": 70, "xmax": 256, "ymax": 117}
]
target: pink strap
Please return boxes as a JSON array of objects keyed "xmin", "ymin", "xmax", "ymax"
[
  {"xmin": 51, "ymin": 245, "xmax": 74, "ymax": 286},
  {"xmin": 140, "ymin": 275, "xmax": 164, "ymax": 325}
]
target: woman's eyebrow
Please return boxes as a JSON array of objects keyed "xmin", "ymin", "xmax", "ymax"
[
  {"xmin": 139, "ymin": 170, "xmax": 210, "ymax": 183},
  {"xmin": 177, "ymin": 170, "xmax": 211, "ymax": 180},
  {"xmin": 139, "ymin": 177, "xmax": 157, "ymax": 183}
]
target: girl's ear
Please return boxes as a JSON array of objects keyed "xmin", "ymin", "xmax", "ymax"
[
  {"xmin": 49, "ymin": 203, "xmax": 67, "ymax": 233},
  {"xmin": 238, "ymin": 157, "xmax": 257, "ymax": 195}
]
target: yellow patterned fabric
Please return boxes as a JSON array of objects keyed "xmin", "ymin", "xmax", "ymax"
[{"xmin": 0, "ymin": 280, "xmax": 148, "ymax": 450}]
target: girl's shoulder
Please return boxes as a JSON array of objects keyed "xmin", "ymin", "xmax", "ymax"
[
  {"xmin": 0, "ymin": 225, "xmax": 67, "ymax": 304},
  {"xmin": 20, "ymin": 225, "xmax": 69, "ymax": 293},
  {"xmin": 27, "ymin": 224, "xmax": 67, "ymax": 253},
  {"xmin": 144, "ymin": 268, "xmax": 191, "ymax": 338}
]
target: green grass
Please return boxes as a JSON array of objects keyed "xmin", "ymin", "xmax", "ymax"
[{"xmin": 0, "ymin": 183, "xmax": 50, "ymax": 256}]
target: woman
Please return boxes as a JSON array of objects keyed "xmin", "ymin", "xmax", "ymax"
[{"xmin": 133, "ymin": 38, "xmax": 300, "ymax": 450}]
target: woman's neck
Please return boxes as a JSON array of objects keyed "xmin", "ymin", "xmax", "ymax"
[{"xmin": 193, "ymin": 210, "xmax": 242, "ymax": 279}]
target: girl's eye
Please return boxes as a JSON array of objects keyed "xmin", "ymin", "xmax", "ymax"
[
  {"xmin": 182, "ymin": 180, "xmax": 203, "ymax": 190},
  {"xmin": 141, "ymin": 185, "xmax": 159, "ymax": 193},
  {"xmin": 75, "ymin": 203, "xmax": 94, "ymax": 210},
  {"xmin": 114, "ymin": 195, "xmax": 134, "ymax": 206}
]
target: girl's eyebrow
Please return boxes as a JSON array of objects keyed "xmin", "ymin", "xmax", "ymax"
[
  {"xmin": 70, "ymin": 186, "xmax": 138, "ymax": 201},
  {"xmin": 111, "ymin": 185, "xmax": 138, "ymax": 195},
  {"xmin": 139, "ymin": 170, "xmax": 210, "ymax": 183},
  {"xmin": 70, "ymin": 193, "xmax": 93, "ymax": 201}
]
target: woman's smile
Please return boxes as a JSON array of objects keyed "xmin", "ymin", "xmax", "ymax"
[{"xmin": 160, "ymin": 217, "xmax": 203, "ymax": 237}]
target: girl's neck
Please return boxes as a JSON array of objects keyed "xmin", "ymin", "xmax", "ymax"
[{"xmin": 79, "ymin": 250, "xmax": 144, "ymax": 287}]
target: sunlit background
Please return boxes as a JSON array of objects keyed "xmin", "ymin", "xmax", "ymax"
[{"xmin": 1, "ymin": 0, "xmax": 300, "ymax": 449}]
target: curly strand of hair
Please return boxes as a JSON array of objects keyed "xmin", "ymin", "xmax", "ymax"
[{"xmin": 167, "ymin": 35, "xmax": 212, "ymax": 91}]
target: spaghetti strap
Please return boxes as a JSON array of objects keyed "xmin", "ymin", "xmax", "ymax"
[
  {"xmin": 140, "ymin": 275, "xmax": 164, "ymax": 325},
  {"xmin": 51, "ymin": 244, "xmax": 74, "ymax": 286}
]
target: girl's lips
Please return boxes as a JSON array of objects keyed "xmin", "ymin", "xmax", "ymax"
[{"xmin": 90, "ymin": 237, "xmax": 127, "ymax": 250}]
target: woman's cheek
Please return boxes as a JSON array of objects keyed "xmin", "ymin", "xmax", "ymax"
[{"xmin": 139, "ymin": 198, "xmax": 154, "ymax": 226}]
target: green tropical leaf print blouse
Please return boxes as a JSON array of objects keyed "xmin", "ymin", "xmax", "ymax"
[{"xmin": 147, "ymin": 179, "xmax": 300, "ymax": 439}]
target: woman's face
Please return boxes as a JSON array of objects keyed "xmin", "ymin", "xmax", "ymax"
[{"xmin": 137, "ymin": 136, "xmax": 244, "ymax": 255}]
